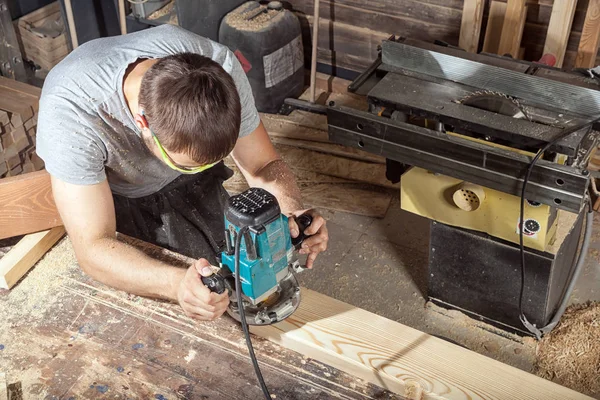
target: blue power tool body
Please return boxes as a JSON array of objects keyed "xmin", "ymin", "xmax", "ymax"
[{"xmin": 215, "ymin": 188, "xmax": 311, "ymax": 325}]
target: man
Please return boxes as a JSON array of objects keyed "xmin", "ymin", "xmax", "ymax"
[{"xmin": 36, "ymin": 24, "xmax": 328, "ymax": 321}]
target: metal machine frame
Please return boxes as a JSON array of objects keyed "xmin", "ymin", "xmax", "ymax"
[{"xmin": 327, "ymin": 38, "xmax": 599, "ymax": 215}]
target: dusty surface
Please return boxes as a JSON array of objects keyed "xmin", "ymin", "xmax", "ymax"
[
  {"xmin": 535, "ymin": 302, "xmax": 600, "ymax": 399},
  {"xmin": 0, "ymin": 237, "xmax": 399, "ymax": 399}
]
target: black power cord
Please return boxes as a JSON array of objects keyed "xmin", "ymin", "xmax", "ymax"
[
  {"xmin": 234, "ymin": 226, "xmax": 271, "ymax": 399},
  {"xmin": 518, "ymin": 117, "xmax": 600, "ymax": 337}
]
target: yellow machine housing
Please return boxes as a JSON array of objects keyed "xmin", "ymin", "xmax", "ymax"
[{"xmin": 401, "ymin": 167, "xmax": 558, "ymax": 251}]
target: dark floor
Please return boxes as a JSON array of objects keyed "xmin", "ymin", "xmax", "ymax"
[{"xmin": 298, "ymin": 195, "xmax": 600, "ymax": 373}]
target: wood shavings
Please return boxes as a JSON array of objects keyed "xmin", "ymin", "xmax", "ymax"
[{"xmin": 534, "ymin": 302, "xmax": 600, "ymax": 398}]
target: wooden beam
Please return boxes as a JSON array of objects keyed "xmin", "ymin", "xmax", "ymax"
[
  {"xmin": 270, "ymin": 137, "xmax": 385, "ymax": 164},
  {"xmin": 543, "ymin": 0, "xmax": 578, "ymax": 67},
  {"xmin": 275, "ymin": 145, "xmax": 398, "ymax": 189},
  {"xmin": 575, "ymin": 0, "xmax": 600, "ymax": 68},
  {"xmin": 497, "ymin": 0, "xmax": 528, "ymax": 57},
  {"xmin": 63, "ymin": 0, "xmax": 78, "ymax": 49},
  {"xmin": 483, "ymin": 1, "xmax": 507, "ymax": 53},
  {"xmin": 252, "ymin": 288, "xmax": 594, "ymax": 400},
  {"xmin": 0, "ymin": 171, "xmax": 62, "ymax": 240},
  {"xmin": 459, "ymin": 0, "xmax": 485, "ymax": 52},
  {"xmin": 0, "ymin": 226, "xmax": 65, "ymax": 289}
]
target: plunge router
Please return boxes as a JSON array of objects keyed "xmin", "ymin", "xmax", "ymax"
[{"xmin": 204, "ymin": 187, "xmax": 311, "ymax": 325}]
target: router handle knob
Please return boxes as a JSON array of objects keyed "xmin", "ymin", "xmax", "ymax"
[{"xmin": 291, "ymin": 214, "xmax": 313, "ymax": 250}]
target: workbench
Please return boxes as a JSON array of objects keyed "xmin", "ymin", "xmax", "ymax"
[{"xmin": 0, "ymin": 236, "xmax": 393, "ymax": 399}]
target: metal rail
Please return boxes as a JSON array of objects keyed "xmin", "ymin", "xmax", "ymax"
[{"xmin": 328, "ymin": 106, "xmax": 589, "ymax": 213}]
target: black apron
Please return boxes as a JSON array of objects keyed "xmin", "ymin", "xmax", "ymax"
[{"xmin": 112, "ymin": 162, "xmax": 233, "ymax": 264}]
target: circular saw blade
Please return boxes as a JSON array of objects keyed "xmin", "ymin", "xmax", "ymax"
[{"xmin": 460, "ymin": 91, "xmax": 528, "ymax": 120}]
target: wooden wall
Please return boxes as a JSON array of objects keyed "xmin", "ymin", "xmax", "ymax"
[{"xmin": 286, "ymin": 0, "xmax": 598, "ymax": 73}]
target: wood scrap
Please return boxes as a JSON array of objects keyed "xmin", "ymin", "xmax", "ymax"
[
  {"xmin": 270, "ymin": 136, "xmax": 385, "ymax": 164},
  {"xmin": 251, "ymin": 288, "xmax": 594, "ymax": 400},
  {"xmin": 459, "ymin": 0, "xmax": 485, "ymax": 53},
  {"xmin": 483, "ymin": 1, "xmax": 507, "ymax": 54},
  {"xmin": 0, "ymin": 171, "xmax": 62, "ymax": 240},
  {"xmin": 301, "ymin": 183, "xmax": 392, "ymax": 218},
  {"xmin": 0, "ymin": 226, "xmax": 65, "ymax": 289},
  {"xmin": 261, "ymin": 113, "xmax": 329, "ymax": 142},
  {"xmin": 497, "ymin": 0, "xmax": 528, "ymax": 58},
  {"xmin": 575, "ymin": 0, "xmax": 600, "ymax": 68},
  {"xmin": 543, "ymin": 0, "xmax": 578, "ymax": 68},
  {"xmin": 223, "ymin": 159, "xmax": 392, "ymax": 218},
  {"xmin": 275, "ymin": 144, "xmax": 397, "ymax": 189}
]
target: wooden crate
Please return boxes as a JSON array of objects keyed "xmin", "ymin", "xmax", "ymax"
[
  {"xmin": 0, "ymin": 77, "xmax": 44, "ymax": 178},
  {"xmin": 16, "ymin": 2, "xmax": 69, "ymax": 71}
]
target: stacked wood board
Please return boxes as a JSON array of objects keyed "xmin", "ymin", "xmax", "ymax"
[
  {"xmin": 0, "ymin": 77, "xmax": 44, "ymax": 178},
  {"xmin": 16, "ymin": 2, "xmax": 69, "ymax": 71}
]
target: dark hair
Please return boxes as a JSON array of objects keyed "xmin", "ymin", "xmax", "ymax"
[{"xmin": 139, "ymin": 53, "xmax": 241, "ymax": 164}]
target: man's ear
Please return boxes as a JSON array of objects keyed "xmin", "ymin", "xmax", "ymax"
[{"xmin": 134, "ymin": 113, "xmax": 148, "ymax": 131}]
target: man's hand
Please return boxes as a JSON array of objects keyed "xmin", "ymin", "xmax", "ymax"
[
  {"xmin": 177, "ymin": 259, "xmax": 230, "ymax": 320},
  {"xmin": 288, "ymin": 209, "xmax": 329, "ymax": 269}
]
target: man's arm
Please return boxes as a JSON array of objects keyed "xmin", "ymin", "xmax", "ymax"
[
  {"xmin": 231, "ymin": 122, "xmax": 328, "ymax": 268},
  {"xmin": 51, "ymin": 176, "xmax": 229, "ymax": 320}
]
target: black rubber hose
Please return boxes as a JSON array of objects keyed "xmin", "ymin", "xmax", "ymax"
[{"xmin": 234, "ymin": 226, "xmax": 271, "ymax": 399}]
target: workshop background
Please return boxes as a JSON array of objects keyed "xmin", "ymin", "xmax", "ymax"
[{"xmin": 1, "ymin": 0, "xmax": 599, "ymax": 399}]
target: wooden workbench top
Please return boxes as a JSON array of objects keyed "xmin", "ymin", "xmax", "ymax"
[{"xmin": 0, "ymin": 236, "xmax": 394, "ymax": 399}]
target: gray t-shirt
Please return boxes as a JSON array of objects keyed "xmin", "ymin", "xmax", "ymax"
[{"xmin": 37, "ymin": 25, "xmax": 260, "ymax": 198}]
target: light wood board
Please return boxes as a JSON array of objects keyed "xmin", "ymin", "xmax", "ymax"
[
  {"xmin": 252, "ymin": 288, "xmax": 594, "ymax": 400},
  {"xmin": 271, "ymin": 136, "xmax": 385, "ymax": 164},
  {"xmin": 543, "ymin": 0, "xmax": 578, "ymax": 67},
  {"xmin": 575, "ymin": 0, "xmax": 600, "ymax": 68},
  {"xmin": 459, "ymin": 0, "xmax": 485, "ymax": 53},
  {"xmin": 497, "ymin": 0, "xmax": 528, "ymax": 57},
  {"xmin": 223, "ymin": 160, "xmax": 392, "ymax": 218},
  {"xmin": 0, "ymin": 171, "xmax": 62, "ymax": 240},
  {"xmin": 0, "ymin": 226, "xmax": 65, "ymax": 289},
  {"xmin": 275, "ymin": 145, "xmax": 397, "ymax": 189},
  {"xmin": 483, "ymin": 1, "xmax": 507, "ymax": 53}
]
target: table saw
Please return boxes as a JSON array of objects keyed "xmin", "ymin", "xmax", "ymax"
[{"xmin": 326, "ymin": 37, "xmax": 599, "ymax": 336}]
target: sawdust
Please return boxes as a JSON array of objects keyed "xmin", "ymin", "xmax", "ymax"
[
  {"xmin": 223, "ymin": 2, "xmax": 282, "ymax": 32},
  {"xmin": 534, "ymin": 302, "xmax": 600, "ymax": 398},
  {"xmin": 148, "ymin": 0, "xmax": 178, "ymax": 25},
  {"xmin": 0, "ymin": 237, "xmax": 78, "ymax": 323}
]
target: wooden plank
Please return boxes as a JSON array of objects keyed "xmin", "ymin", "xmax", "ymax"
[
  {"xmin": 0, "ymin": 227, "xmax": 65, "ymax": 289},
  {"xmin": 271, "ymin": 137, "xmax": 385, "ymax": 164},
  {"xmin": 543, "ymin": 0, "xmax": 578, "ymax": 67},
  {"xmin": 252, "ymin": 288, "xmax": 594, "ymax": 400},
  {"xmin": 290, "ymin": 0, "xmax": 463, "ymax": 29},
  {"xmin": 497, "ymin": 0, "xmax": 528, "ymax": 57},
  {"xmin": 313, "ymin": 71, "xmax": 352, "ymax": 93},
  {"xmin": 275, "ymin": 145, "xmax": 398, "ymax": 189},
  {"xmin": 0, "ymin": 89, "xmax": 35, "ymax": 121},
  {"xmin": 575, "ymin": 0, "xmax": 600, "ymax": 68},
  {"xmin": 261, "ymin": 113, "xmax": 330, "ymax": 142},
  {"xmin": 223, "ymin": 159, "xmax": 391, "ymax": 217},
  {"xmin": 0, "ymin": 171, "xmax": 62, "ymax": 240},
  {"xmin": 0, "ymin": 76, "xmax": 41, "ymax": 99},
  {"xmin": 483, "ymin": 1, "xmax": 507, "ymax": 53},
  {"xmin": 302, "ymin": 183, "xmax": 392, "ymax": 217},
  {"xmin": 459, "ymin": 0, "xmax": 485, "ymax": 53},
  {"xmin": 0, "ymin": 234, "xmax": 395, "ymax": 399}
]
